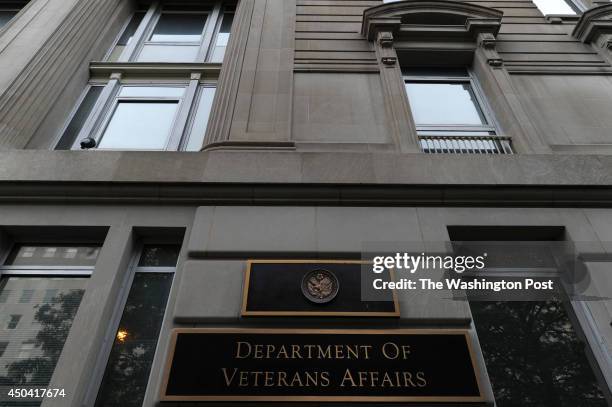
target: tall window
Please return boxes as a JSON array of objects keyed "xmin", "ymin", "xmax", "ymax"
[
  {"xmin": 0, "ymin": 1, "xmax": 29, "ymax": 30},
  {"xmin": 107, "ymin": 1, "xmax": 235, "ymax": 63},
  {"xmin": 404, "ymin": 68, "xmax": 513, "ymax": 154},
  {"xmin": 449, "ymin": 235, "xmax": 608, "ymax": 407},
  {"xmin": 0, "ymin": 245, "xmax": 99, "ymax": 407},
  {"xmin": 532, "ymin": 0, "xmax": 582, "ymax": 15},
  {"xmin": 54, "ymin": 1, "xmax": 228, "ymax": 151},
  {"xmin": 94, "ymin": 245, "xmax": 179, "ymax": 407},
  {"xmin": 472, "ymin": 301, "xmax": 607, "ymax": 406}
]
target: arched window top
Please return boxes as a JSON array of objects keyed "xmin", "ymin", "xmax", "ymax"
[
  {"xmin": 362, "ymin": 0, "xmax": 503, "ymax": 41},
  {"xmin": 573, "ymin": 4, "xmax": 612, "ymax": 43}
]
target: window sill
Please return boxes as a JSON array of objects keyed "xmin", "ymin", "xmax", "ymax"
[{"xmin": 89, "ymin": 61, "xmax": 222, "ymax": 80}]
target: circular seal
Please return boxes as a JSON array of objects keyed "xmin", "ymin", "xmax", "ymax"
[{"xmin": 301, "ymin": 269, "xmax": 339, "ymax": 304}]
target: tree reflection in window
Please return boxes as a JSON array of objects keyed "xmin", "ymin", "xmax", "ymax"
[
  {"xmin": 95, "ymin": 272, "xmax": 173, "ymax": 407},
  {"xmin": 0, "ymin": 278, "xmax": 86, "ymax": 407},
  {"xmin": 471, "ymin": 301, "xmax": 607, "ymax": 407}
]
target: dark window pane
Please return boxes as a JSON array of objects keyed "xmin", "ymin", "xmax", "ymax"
[
  {"xmin": 137, "ymin": 245, "xmax": 180, "ymax": 267},
  {"xmin": 5, "ymin": 245, "xmax": 100, "ymax": 266},
  {"xmin": 149, "ymin": 13, "xmax": 207, "ymax": 42},
  {"xmin": 0, "ymin": 277, "xmax": 87, "ymax": 406},
  {"xmin": 402, "ymin": 67, "xmax": 469, "ymax": 77},
  {"xmin": 471, "ymin": 301, "xmax": 607, "ymax": 407},
  {"xmin": 117, "ymin": 12, "xmax": 144, "ymax": 46},
  {"xmin": 0, "ymin": 10, "xmax": 18, "ymax": 28},
  {"xmin": 6, "ymin": 314, "xmax": 21, "ymax": 329},
  {"xmin": 107, "ymin": 12, "xmax": 145, "ymax": 62},
  {"xmin": 95, "ymin": 273, "xmax": 174, "ymax": 407},
  {"xmin": 56, "ymin": 86, "xmax": 103, "ymax": 150}
]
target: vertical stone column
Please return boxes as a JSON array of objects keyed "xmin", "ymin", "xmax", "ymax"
[
  {"xmin": 473, "ymin": 32, "xmax": 552, "ymax": 153},
  {"xmin": 203, "ymin": 0, "xmax": 296, "ymax": 149},
  {"xmin": 373, "ymin": 31, "xmax": 420, "ymax": 152},
  {"xmin": 0, "ymin": 0, "xmax": 125, "ymax": 149},
  {"xmin": 202, "ymin": 0, "xmax": 255, "ymax": 147}
]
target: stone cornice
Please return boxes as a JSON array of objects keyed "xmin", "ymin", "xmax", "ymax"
[
  {"xmin": 573, "ymin": 4, "xmax": 612, "ymax": 43},
  {"xmin": 0, "ymin": 182, "xmax": 610, "ymax": 207},
  {"xmin": 361, "ymin": 0, "xmax": 503, "ymax": 41}
]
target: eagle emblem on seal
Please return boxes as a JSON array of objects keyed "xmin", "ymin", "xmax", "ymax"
[{"xmin": 301, "ymin": 269, "xmax": 339, "ymax": 304}]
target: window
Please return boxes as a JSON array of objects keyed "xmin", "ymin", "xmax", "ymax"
[
  {"xmin": 0, "ymin": 244, "xmax": 98, "ymax": 407},
  {"xmin": 533, "ymin": 0, "xmax": 582, "ymax": 15},
  {"xmin": 0, "ymin": 1, "xmax": 29, "ymax": 30},
  {"xmin": 6, "ymin": 314, "xmax": 21, "ymax": 329},
  {"xmin": 95, "ymin": 245, "xmax": 179, "ymax": 407},
  {"xmin": 55, "ymin": 86, "xmax": 104, "ymax": 150},
  {"xmin": 107, "ymin": 12, "xmax": 145, "ymax": 62},
  {"xmin": 472, "ymin": 301, "xmax": 607, "ymax": 406},
  {"xmin": 98, "ymin": 87, "xmax": 184, "ymax": 150},
  {"xmin": 184, "ymin": 86, "xmax": 216, "ymax": 150},
  {"xmin": 107, "ymin": 1, "xmax": 235, "ymax": 63},
  {"xmin": 448, "ymin": 231, "xmax": 608, "ymax": 407},
  {"xmin": 55, "ymin": 1, "xmax": 227, "ymax": 151},
  {"xmin": 18, "ymin": 289, "xmax": 34, "ymax": 303},
  {"xmin": 62, "ymin": 84, "xmax": 216, "ymax": 151},
  {"xmin": 403, "ymin": 68, "xmax": 513, "ymax": 154}
]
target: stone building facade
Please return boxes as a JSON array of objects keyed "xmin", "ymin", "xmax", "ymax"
[{"xmin": 0, "ymin": 0, "xmax": 611, "ymax": 406}]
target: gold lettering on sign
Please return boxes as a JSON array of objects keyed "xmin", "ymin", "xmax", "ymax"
[
  {"xmin": 340, "ymin": 369, "xmax": 428, "ymax": 388},
  {"xmin": 223, "ymin": 340, "xmax": 428, "ymax": 390},
  {"xmin": 232, "ymin": 341, "xmax": 373, "ymax": 360}
]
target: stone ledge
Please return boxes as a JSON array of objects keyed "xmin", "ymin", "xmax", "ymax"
[{"xmin": 0, "ymin": 150, "xmax": 612, "ymax": 186}]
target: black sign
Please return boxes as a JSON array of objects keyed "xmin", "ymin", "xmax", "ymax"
[
  {"xmin": 242, "ymin": 260, "xmax": 399, "ymax": 317},
  {"xmin": 160, "ymin": 329, "xmax": 484, "ymax": 403}
]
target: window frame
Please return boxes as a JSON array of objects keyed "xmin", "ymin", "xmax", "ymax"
[
  {"xmin": 109, "ymin": 1, "xmax": 233, "ymax": 63},
  {"xmin": 90, "ymin": 84, "xmax": 188, "ymax": 151},
  {"xmin": 82, "ymin": 243, "xmax": 178, "ymax": 406},
  {"xmin": 65, "ymin": 79, "xmax": 217, "ymax": 151},
  {"xmin": 402, "ymin": 69, "xmax": 498, "ymax": 136},
  {"xmin": 466, "ymin": 262, "xmax": 611, "ymax": 402},
  {"xmin": 0, "ymin": 245, "xmax": 96, "ymax": 277},
  {"xmin": 0, "ymin": 243, "xmax": 96, "ymax": 399},
  {"xmin": 53, "ymin": 84, "xmax": 105, "ymax": 150}
]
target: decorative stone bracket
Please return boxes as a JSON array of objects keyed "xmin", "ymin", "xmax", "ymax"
[{"xmin": 478, "ymin": 32, "xmax": 503, "ymax": 67}]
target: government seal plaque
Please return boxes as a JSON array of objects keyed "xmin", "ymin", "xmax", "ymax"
[{"xmin": 301, "ymin": 269, "xmax": 339, "ymax": 303}]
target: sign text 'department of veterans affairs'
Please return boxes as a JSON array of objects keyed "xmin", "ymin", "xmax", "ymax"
[{"xmin": 160, "ymin": 329, "xmax": 484, "ymax": 403}]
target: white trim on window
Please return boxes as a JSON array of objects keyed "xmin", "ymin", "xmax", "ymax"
[{"xmin": 110, "ymin": 1, "xmax": 233, "ymax": 63}]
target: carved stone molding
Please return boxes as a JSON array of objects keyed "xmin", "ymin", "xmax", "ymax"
[
  {"xmin": 361, "ymin": 1, "xmax": 503, "ymax": 68},
  {"xmin": 361, "ymin": 0, "xmax": 503, "ymax": 42},
  {"xmin": 202, "ymin": 0, "xmax": 255, "ymax": 148},
  {"xmin": 573, "ymin": 4, "xmax": 612, "ymax": 43}
]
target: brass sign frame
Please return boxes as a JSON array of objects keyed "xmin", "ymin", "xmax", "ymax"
[
  {"xmin": 240, "ymin": 259, "xmax": 400, "ymax": 317},
  {"xmin": 160, "ymin": 328, "xmax": 486, "ymax": 403}
]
